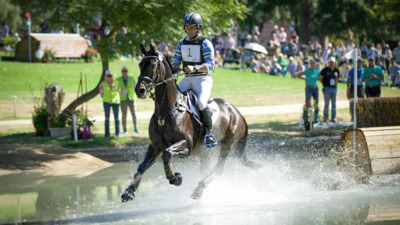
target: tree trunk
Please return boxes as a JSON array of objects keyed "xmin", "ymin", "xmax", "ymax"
[
  {"xmin": 60, "ymin": 59, "xmax": 109, "ymax": 116},
  {"xmin": 298, "ymin": 4, "xmax": 311, "ymax": 45}
]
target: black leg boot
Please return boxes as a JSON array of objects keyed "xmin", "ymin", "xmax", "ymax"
[{"xmin": 200, "ymin": 107, "xmax": 217, "ymax": 148}]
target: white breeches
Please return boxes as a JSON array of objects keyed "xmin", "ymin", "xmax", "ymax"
[{"xmin": 177, "ymin": 76, "xmax": 213, "ymax": 110}]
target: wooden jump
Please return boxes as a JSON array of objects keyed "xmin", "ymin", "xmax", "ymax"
[{"xmin": 341, "ymin": 126, "xmax": 400, "ymax": 175}]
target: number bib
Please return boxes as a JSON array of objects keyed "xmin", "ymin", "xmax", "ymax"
[{"xmin": 181, "ymin": 45, "xmax": 201, "ymax": 63}]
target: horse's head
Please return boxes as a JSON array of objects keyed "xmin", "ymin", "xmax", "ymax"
[{"xmin": 135, "ymin": 43, "xmax": 165, "ymax": 99}]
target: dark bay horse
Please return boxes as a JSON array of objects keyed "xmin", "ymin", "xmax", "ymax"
[{"xmin": 121, "ymin": 44, "xmax": 259, "ymax": 202}]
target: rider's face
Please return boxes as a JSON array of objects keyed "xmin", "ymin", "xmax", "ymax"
[{"xmin": 185, "ymin": 25, "xmax": 198, "ymax": 37}]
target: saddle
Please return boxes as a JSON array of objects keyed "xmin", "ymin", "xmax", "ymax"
[{"xmin": 180, "ymin": 90, "xmax": 219, "ymax": 126}]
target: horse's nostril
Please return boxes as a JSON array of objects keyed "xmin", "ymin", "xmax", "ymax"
[{"xmin": 139, "ymin": 88, "xmax": 145, "ymax": 95}]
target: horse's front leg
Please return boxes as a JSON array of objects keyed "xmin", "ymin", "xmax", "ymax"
[
  {"xmin": 162, "ymin": 140, "xmax": 189, "ymax": 186},
  {"xmin": 121, "ymin": 144, "xmax": 161, "ymax": 202}
]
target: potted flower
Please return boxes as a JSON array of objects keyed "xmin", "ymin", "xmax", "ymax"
[
  {"xmin": 43, "ymin": 48, "xmax": 56, "ymax": 63},
  {"xmin": 32, "ymin": 104, "xmax": 49, "ymax": 136},
  {"xmin": 82, "ymin": 48, "xmax": 98, "ymax": 63}
]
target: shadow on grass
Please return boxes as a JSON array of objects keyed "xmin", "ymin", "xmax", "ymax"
[
  {"xmin": 248, "ymin": 120, "xmax": 349, "ymax": 141},
  {"xmin": 0, "ymin": 132, "xmax": 149, "ymax": 149}
]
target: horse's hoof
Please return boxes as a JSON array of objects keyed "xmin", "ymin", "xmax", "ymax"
[
  {"xmin": 169, "ymin": 172, "xmax": 183, "ymax": 186},
  {"xmin": 121, "ymin": 188, "xmax": 135, "ymax": 202}
]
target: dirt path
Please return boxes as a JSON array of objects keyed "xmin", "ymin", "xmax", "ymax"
[{"xmin": 0, "ymin": 100, "xmax": 350, "ymax": 126}]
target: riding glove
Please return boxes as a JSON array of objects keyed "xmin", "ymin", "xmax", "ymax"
[{"xmin": 172, "ymin": 63, "xmax": 180, "ymax": 74}]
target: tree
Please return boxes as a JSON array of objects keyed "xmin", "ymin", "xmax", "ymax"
[
  {"xmin": 0, "ymin": 0, "xmax": 23, "ymax": 35},
  {"xmin": 31, "ymin": 0, "xmax": 249, "ymax": 115}
]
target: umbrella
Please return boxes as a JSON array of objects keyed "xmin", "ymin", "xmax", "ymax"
[{"xmin": 243, "ymin": 43, "xmax": 268, "ymax": 55}]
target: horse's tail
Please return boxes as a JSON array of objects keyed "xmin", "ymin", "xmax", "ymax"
[{"xmin": 235, "ymin": 116, "xmax": 262, "ymax": 169}]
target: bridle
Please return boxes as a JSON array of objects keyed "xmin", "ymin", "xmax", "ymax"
[
  {"xmin": 137, "ymin": 53, "xmax": 186, "ymax": 126},
  {"xmin": 138, "ymin": 54, "xmax": 180, "ymax": 99}
]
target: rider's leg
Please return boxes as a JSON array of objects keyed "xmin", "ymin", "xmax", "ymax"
[
  {"xmin": 200, "ymin": 107, "xmax": 217, "ymax": 147},
  {"xmin": 193, "ymin": 76, "xmax": 217, "ymax": 147}
]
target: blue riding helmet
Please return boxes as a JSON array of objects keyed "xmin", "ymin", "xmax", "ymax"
[{"xmin": 183, "ymin": 13, "xmax": 203, "ymax": 28}]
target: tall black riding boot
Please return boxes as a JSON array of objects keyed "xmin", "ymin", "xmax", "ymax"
[{"xmin": 200, "ymin": 107, "xmax": 217, "ymax": 148}]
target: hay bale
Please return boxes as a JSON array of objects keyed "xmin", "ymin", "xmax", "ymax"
[{"xmin": 350, "ymin": 97, "xmax": 400, "ymax": 127}]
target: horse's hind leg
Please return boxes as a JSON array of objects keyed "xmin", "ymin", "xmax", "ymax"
[
  {"xmin": 121, "ymin": 144, "xmax": 161, "ymax": 202},
  {"xmin": 162, "ymin": 140, "xmax": 189, "ymax": 186}
]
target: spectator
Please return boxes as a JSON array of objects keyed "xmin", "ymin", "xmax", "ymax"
[
  {"xmin": 117, "ymin": 66, "xmax": 140, "ymax": 134},
  {"xmin": 376, "ymin": 43, "xmax": 383, "ymax": 61},
  {"xmin": 214, "ymin": 50, "xmax": 222, "ymax": 68},
  {"xmin": 99, "ymin": 70, "xmax": 121, "ymax": 137},
  {"xmin": 393, "ymin": 42, "xmax": 400, "ymax": 63},
  {"xmin": 295, "ymin": 59, "xmax": 320, "ymax": 122},
  {"xmin": 347, "ymin": 57, "xmax": 365, "ymax": 99},
  {"xmin": 311, "ymin": 41, "xmax": 322, "ymax": 58},
  {"xmin": 369, "ymin": 43, "xmax": 378, "ymax": 58},
  {"xmin": 360, "ymin": 42, "xmax": 368, "ymax": 57},
  {"xmin": 252, "ymin": 25, "xmax": 260, "ymax": 37},
  {"xmin": 224, "ymin": 33, "xmax": 236, "ymax": 51},
  {"xmin": 269, "ymin": 58, "xmax": 282, "ymax": 76},
  {"xmin": 337, "ymin": 41, "xmax": 347, "ymax": 62},
  {"xmin": 376, "ymin": 58, "xmax": 387, "ymax": 75},
  {"xmin": 271, "ymin": 25, "xmax": 279, "ymax": 37},
  {"xmin": 302, "ymin": 51, "xmax": 310, "ymax": 69},
  {"xmin": 252, "ymin": 35, "xmax": 260, "ymax": 44},
  {"xmin": 347, "ymin": 40, "xmax": 355, "ymax": 52},
  {"xmin": 269, "ymin": 33, "xmax": 280, "ymax": 47},
  {"xmin": 287, "ymin": 38, "xmax": 297, "ymax": 57},
  {"xmin": 319, "ymin": 57, "xmax": 340, "ymax": 123},
  {"xmin": 39, "ymin": 20, "xmax": 49, "ymax": 33},
  {"xmin": 389, "ymin": 59, "xmax": 400, "ymax": 85},
  {"xmin": 277, "ymin": 53, "xmax": 288, "ymax": 77},
  {"xmin": 278, "ymin": 27, "xmax": 287, "ymax": 55},
  {"xmin": 322, "ymin": 42, "xmax": 332, "ymax": 63},
  {"xmin": 287, "ymin": 56, "xmax": 297, "ymax": 78},
  {"xmin": 224, "ymin": 33, "xmax": 236, "ymax": 58},
  {"xmin": 213, "ymin": 34, "xmax": 224, "ymax": 53},
  {"xmin": 244, "ymin": 34, "xmax": 252, "ymax": 46},
  {"xmin": 252, "ymin": 55, "xmax": 270, "ymax": 73},
  {"xmin": 296, "ymin": 59, "xmax": 306, "ymax": 74},
  {"xmin": 241, "ymin": 50, "xmax": 257, "ymax": 71},
  {"xmin": 362, "ymin": 56, "xmax": 385, "ymax": 97},
  {"xmin": 327, "ymin": 44, "xmax": 339, "ymax": 63},
  {"xmin": 1, "ymin": 21, "xmax": 9, "ymax": 37},
  {"xmin": 382, "ymin": 44, "xmax": 392, "ymax": 71},
  {"xmin": 392, "ymin": 70, "xmax": 400, "ymax": 88}
]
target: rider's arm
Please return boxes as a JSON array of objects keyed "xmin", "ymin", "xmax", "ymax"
[
  {"xmin": 201, "ymin": 39, "xmax": 215, "ymax": 73},
  {"xmin": 172, "ymin": 39, "xmax": 184, "ymax": 67}
]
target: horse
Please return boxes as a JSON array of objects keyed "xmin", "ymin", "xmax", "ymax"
[{"xmin": 121, "ymin": 43, "xmax": 259, "ymax": 202}]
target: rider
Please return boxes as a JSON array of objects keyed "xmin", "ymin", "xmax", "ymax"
[{"xmin": 171, "ymin": 13, "xmax": 217, "ymax": 148}]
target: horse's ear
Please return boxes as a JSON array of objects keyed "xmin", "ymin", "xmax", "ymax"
[
  {"xmin": 140, "ymin": 44, "xmax": 146, "ymax": 55},
  {"xmin": 149, "ymin": 43, "xmax": 156, "ymax": 54}
]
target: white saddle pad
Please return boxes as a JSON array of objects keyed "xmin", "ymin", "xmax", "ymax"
[{"xmin": 187, "ymin": 98, "xmax": 220, "ymax": 125}]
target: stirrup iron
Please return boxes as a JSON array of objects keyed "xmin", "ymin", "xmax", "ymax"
[{"xmin": 204, "ymin": 133, "xmax": 217, "ymax": 148}]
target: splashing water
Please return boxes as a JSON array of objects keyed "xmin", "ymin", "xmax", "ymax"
[{"xmin": 1, "ymin": 144, "xmax": 400, "ymax": 224}]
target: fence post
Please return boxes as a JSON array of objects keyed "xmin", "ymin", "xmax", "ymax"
[{"xmin": 73, "ymin": 114, "xmax": 78, "ymax": 142}]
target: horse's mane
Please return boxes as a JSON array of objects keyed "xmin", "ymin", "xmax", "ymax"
[{"xmin": 160, "ymin": 51, "xmax": 172, "ymax": 71}]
